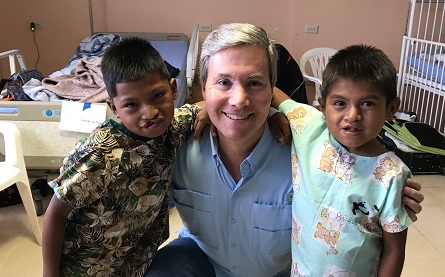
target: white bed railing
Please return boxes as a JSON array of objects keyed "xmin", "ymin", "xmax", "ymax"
[
  {"xmin": 187, "ymin": 24, "xmax": 200, "ymax": 99},
  {"xmin": 0, "ymin": 49, "xmax": 27, "ymax": 76},
  {"xmin": 398, "ymin": 0, "xmax": 445, "ymax": 134}
]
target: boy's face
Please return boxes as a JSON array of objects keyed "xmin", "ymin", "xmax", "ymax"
[
  {"xmin": 107, "ymin": 73, "xmax": 177, "ymax": 139},
  {"xmin": 319, "ymin": 79, "xmax": 399, "ymax": 156},
  {"xmin": 201, "ymin": 45, "xmax": 273, "ymax": 146}
]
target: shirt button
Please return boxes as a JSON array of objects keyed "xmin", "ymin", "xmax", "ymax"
[
  {"xmin": 231, "ymin": 218, "xmax": 237, "ymax": 224},
  {"xmin": 231, "ymin": 243, "xmax": 236, "ymax": 248}
]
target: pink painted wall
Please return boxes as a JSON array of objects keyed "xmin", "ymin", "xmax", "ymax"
[{"xmin": 1, "ymin": 0, "xmax": 408, "ymax": 78}]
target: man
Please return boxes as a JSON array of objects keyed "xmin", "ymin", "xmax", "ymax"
[{"xmin": 146, "ymin": 23, "xmax": 424, "ymax": 277}]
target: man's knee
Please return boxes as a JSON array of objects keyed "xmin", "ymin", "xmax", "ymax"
[{"xmin": 145, "ymin": 237, "xmax": 215, "ymax": 277}]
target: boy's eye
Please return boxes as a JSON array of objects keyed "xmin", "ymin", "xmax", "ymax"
[
  {"xmin": 153, "ymin": 92, "xmax": 165, "ymax": 100},
  {"xmin": 362, "ymin": 101, "xmax": 375, "ymax": 107},
  {"xmin": 333, "ymin": 101, "xmax": 345, "ymax": 106},
  {"xmin": 124, "ymin": 102, "xmax": 136, "ymax": 108}
]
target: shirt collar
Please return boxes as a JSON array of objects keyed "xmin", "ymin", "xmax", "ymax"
[{"xmin": 209, "ymin": 122, "xmax": 275, "ymax": 169}]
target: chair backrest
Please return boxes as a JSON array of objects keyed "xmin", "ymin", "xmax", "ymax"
[
  {"xmin": 299, "ymin": 47, "xmax": 337, "ymax": 105},
  {"xmin": 0, "ymin": 121, "xmax": 25, "ymax": 173}
]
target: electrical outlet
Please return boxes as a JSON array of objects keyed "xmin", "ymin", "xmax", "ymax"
[
  {"xmin": 304, "ymin": 24, "xmax": 318, "ymax": 34},
  {"xmin": 30, "ymin": 21, "xmax": 42, "ymax": 31},
  {"xmin": 199, "ymin": 23, "xmax": 212, "ymax": 32}
]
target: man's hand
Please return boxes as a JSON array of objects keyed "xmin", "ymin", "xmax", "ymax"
[{"xmin": 402, "ymin": 178, "xmax": 424, "ymax": 222}]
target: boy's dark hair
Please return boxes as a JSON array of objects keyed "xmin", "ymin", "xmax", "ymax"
[
  {"xmin": 101, "ymin": 37, "xmax": 170, "ymax": 98},
  {"xmin": 321, "ymin": 44, "xmax": 397, "ymax": 104}
]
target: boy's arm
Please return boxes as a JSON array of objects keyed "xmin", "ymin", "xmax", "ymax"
[
  {"xmin": 269, "ymin": 87, "xmax": 292, "ymax": 145},
  {"xmin": 271, "ymin": 87, "xmax": 291, "ymax": 109},
  {"xmin": 379, "ymin": 229, "xmax": 408, "ymax": 276},
  {"xmin": 42, "ymin": 195, "xmax": 73, "ymax": 277},
  {"xmin": 193, "ymin": 101, "xmax": 212, "ymax": 140},
  {"xmin": 268, "ymin": 111, "xmax": 292, "ymax": 146}
]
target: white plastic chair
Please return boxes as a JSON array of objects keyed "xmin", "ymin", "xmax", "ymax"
[
  {"xmin": 0, "ymin": 121, "xmax": 42, "ymax": 245},
  {"xmin": 299, "ymin": 47, "xmax": 337, "ymax": 106}
]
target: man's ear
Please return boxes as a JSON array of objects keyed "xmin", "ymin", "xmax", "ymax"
[
  {"xmin": 106, "ymin": 98, "xmax": 118, "ymax": 118},
  {"xmin": 201, "ymin": 80, "xmax": 206, "ymax": 100},
  {"xmin": 170, "ymin": 78, "xmax": 178, "ymax": 100}
]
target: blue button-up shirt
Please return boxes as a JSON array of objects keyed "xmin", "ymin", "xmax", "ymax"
[{"xmin": 171, "ymin": 123, "xmax": 293, "ymax": 277}]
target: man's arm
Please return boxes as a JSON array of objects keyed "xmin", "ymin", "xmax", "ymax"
[
  {"xmin": 379, "ymin": 229, "xmax": 408, "ymax": 276},
  {"xmin": 403, "ymin": 178, "xmax": 424, "ymax": 222},
  {"xmin": 42, "ymin": 195, "xmax": 72, "ymax": 277}
]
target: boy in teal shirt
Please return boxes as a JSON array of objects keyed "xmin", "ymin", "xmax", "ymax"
[{"xmin": 273, "ymin": 44, "xmax": 411, "ymax": 276}]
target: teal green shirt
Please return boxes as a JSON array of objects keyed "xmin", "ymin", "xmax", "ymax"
[{"xmin": 279, "ymin": 100, "xmax": 412, "ymax": 276}]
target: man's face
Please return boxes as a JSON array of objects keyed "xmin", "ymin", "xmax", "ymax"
[{"xmin": 202, "ymin": 45, "xmax": 273, "ymax": 146}]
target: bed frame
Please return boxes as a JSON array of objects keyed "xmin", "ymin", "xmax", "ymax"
[
  {"xmin": 397, "ymin": 0, "xmax": 445, "ymax": 134},
  {"xmin": 0, "ymin": 25, "xmax": 200, "ymax": 171}
]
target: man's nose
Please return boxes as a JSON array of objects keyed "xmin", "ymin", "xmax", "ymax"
[{"xmin": 228, "ymin": 85, "xmax": 249, "ymax": 108}]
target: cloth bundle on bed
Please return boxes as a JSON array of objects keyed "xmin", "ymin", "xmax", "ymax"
[
  {"xmin": 43, "ymin": 57, "xmax": 107, "ymax": 102},
  {"xmin": 1, "ymin": 34, "xmax": 181, "ymax": 103},
  {"xmin": 383, "ymin": 119, "xmax": 445, "ymax": 156},
  {"xmin": 407, "ymin": 51, "xmax": 445, "ymax": 85}
]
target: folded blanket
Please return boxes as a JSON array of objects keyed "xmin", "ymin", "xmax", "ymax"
[
  {"xmin": 23, "ymin": 79, "xmax": 64, "ymax": 102},
  {"xmin": 43, "ymin": 57, "xmax": 108, "ymax": 102},
  {"xmin": 43, "ymin": 56, "xmax": 180, "ymax": 103}
]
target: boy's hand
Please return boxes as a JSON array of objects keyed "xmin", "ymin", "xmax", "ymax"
[
  {"xmin": 402, "ymin": 178, "xmax": 424, "ymax": 222},
  {"xmin": 268, "ymin": 112, "xmax": 291, "ymax": 146},
  {"xmin": 194, "ymin": 104, "xmax": 211, "ymax": 141}
]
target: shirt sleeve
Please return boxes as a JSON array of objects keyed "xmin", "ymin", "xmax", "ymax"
[
  {"xmin": 169, "ymin": 103, "xmax": 201, "ymax": 148},
  {"xmin": 379, "ymin": 161, "xmax": 413, "ymax": 233},
  {"xmin": 49, "ymin": 129, "xmax": 115, "ymax": 208},
  {"xmin": 278, "ymin": 99, "xmax": 324, "ymax": 147}
]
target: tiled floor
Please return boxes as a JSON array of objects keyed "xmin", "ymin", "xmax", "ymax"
[{"xmin": 0, "ymin": 174, "xmax": 444, "ymax": 276}]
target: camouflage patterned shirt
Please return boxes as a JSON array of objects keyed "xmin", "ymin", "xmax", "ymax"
[{"xmin": 50, "ymin": 104, "xmax": 200, "ymax": 277}]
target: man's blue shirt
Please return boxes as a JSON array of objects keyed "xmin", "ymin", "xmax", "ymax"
[{"xmin": 171, "ymin": 123, "xmax": 293, "ymax": 277}]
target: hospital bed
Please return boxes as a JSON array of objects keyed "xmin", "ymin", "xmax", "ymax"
[{"xmin": 0, "ymin": 25, "xmax": 200, "ymax": 172}]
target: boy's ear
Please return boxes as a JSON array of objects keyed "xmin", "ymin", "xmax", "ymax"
[
  {"xmin": 106, "ymin": 99, "xmax": 119, "ymax": 118},
  {"xmin": 170, "ymin": 78, "xmax": 178, "ymax": 100},
  {"xmin": 318, "ymin": 96, "xmax": 326, "ymax": 114},
  {"xmin": 387, "ymin": 97, "xmax": 400, "ymax": 119}
]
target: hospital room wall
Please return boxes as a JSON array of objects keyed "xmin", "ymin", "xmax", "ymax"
[{"xmin": 1, "ymin": 0, "xmax": 407, "ymax": 78}]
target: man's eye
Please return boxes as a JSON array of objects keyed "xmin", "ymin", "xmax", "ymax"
[
  {"xmin": 217, "ymin": 80, "xmax": 231, "ymax": 86},
  {"xmin": 248, "ymin": 80, "xmax": 264, "ymax": 87}
]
